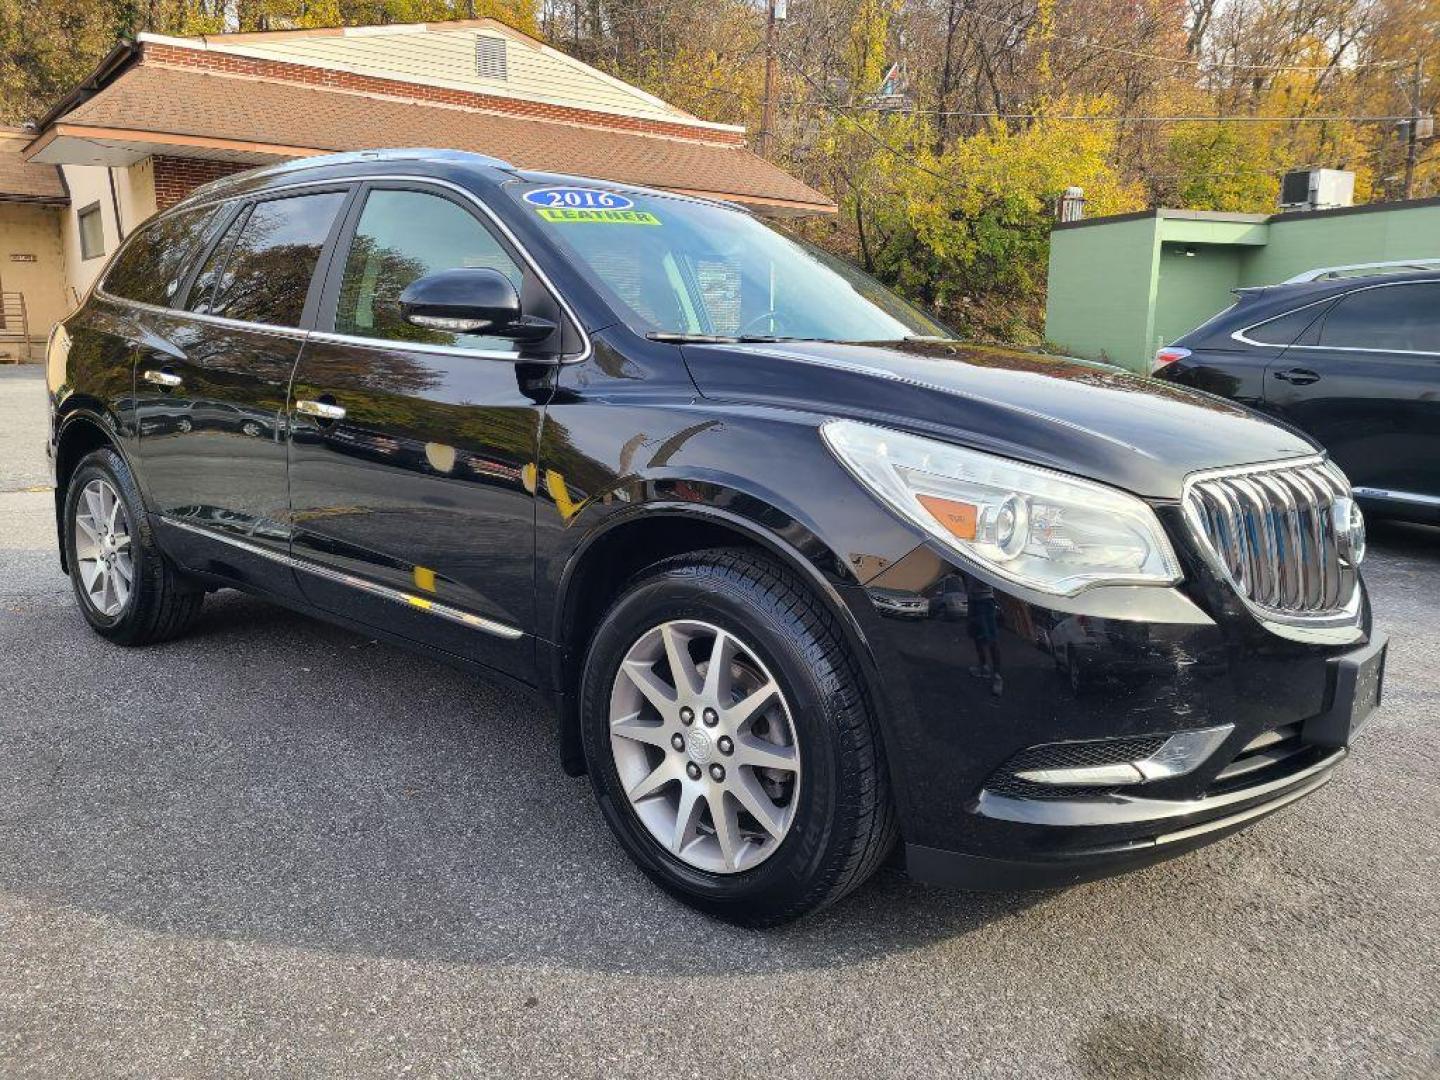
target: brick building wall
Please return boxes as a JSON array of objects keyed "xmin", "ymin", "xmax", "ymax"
[{"xmin": 153, "ymin": 155, "xmax": 254, "ymax": 210}]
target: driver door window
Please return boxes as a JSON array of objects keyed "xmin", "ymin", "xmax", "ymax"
[{"xmin": 332, "ymin": 188, "xmax": 524, "ymax": 352}]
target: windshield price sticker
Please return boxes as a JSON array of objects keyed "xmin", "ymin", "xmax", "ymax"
[
  {"xmin": 524, "ymin": 187, "xmax": 634, "ymax": 210},
  {"xmin": 536, "ymin": 207, "xmax": 661, "ymax": 225}
]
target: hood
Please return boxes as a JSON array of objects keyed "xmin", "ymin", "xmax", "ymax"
[{"xmin": 681, "ymin": 339, "xmax": 1319, "ymax": 500}]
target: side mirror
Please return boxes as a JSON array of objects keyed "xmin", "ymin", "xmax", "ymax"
[{"xmin": 399, "ymin": 267, "xmax": 557, "ymax": 344}]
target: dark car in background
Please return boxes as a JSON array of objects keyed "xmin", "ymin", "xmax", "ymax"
[
  {"xmin": 47, "ymin": 149, "xmax": 1384, "ymax": 924},
  {"xmin": 1154, "ymin": 270, "xmax": 1440, "ymax": 525}
]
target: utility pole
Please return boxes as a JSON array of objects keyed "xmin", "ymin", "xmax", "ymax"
[
  {"xmin": 1403, "ymin": 56, "xmax": 1424, "ymax": 200},
  {"xmin": 757, "ymin": 0, "xmax": 782, "ymax": 157}
]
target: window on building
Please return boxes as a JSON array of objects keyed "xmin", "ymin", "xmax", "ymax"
[
  {"xmin": 190, "ymin": 191, "xmax": 346, "ymax": 327},
  {"xmin": 1319, "ymin": 283, "xmax": 1440, "ymax": 353},
  {"xmin": 78, "ymin": 203, "xmax": 105, "ymax": 261},
  {"xmin": 333, "ymin": 188, "xmax": 524, "ymax": 351},
  {"xmin": 102, "ymin": 205, "xmax": 222, "ymax": 307}
]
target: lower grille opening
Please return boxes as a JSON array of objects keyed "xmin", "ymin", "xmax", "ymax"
[{"xmin": 1206, "ymin": 723, "xmax": 1322, "ymax": 795}]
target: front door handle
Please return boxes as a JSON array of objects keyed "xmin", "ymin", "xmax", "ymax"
[
  {"xmin": 142, "ymin": 368, "xmax": 183, "ymax": 388},
  {"xmin": 1273, "ymin": 367, "xmax": 1321, "ymax": 386},
  {"xmin": 296, "ymin": 398, "xmax": 346, "ymax": 422}
]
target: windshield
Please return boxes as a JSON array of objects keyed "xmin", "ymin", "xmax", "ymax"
[{"xmin": 509, "ymin": 182, "xmax": 950, "ymax": 342}]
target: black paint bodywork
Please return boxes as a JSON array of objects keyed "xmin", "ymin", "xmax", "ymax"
[
  {"xmin": 1156, "ymin": 272, "xmax": 1440, "ymax": 525},
  {"xmin": 47, "ymin": 151, "xmax": 1379, "ymax": 893}
]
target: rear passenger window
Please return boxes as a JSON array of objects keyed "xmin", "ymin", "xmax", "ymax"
[
  {"xmin": 332, "ymin": 188, "xmax": 524, "ymax": 351},
  {"xmin": 103, "ymin": 205, "xmax": 221, "ymax": 307},
  {"xmin": 191, "ymin": 191, "xmax": 346, "ymax": 327},
  {"xmin": 1320, "ymin": 283, "xmax": 1440, "ymax": 353},
  {"xmin": 1246, "ymin": 302, "xmax": 1331, "ymax": 346}
]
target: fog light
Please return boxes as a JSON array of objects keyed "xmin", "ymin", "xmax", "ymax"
[{"xmin": 1012, "ymin": 725, "xmax": 1233, "ymax": 787}]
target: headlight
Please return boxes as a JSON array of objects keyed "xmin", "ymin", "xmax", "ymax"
[{"xmin": 821, "ymin": 420, "xmax": 1182, "ymax": 596}]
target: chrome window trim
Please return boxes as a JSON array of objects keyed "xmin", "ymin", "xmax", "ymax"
[
  {"xmin": 99, "ymin": 172, "xmax": 591, "ymax": 365},
  {"xmin": 1231, "ymin": 279, "xmax": 1440, "ymax": 356},
  {"xmin": 1230, "ymin": 293, "xmax": 1338, "ymax": 348},
  {"xmin": 306, "ymin": 329, "xmax": 522, "ymax": 361},
  {"xmin": 161, "ymin": 516, "xmax": 525, "ymax": 641},
  {"xmin": 93, "ymin": 291, "xmax": 310, "ymax": 342},
  {"xmin": 1180, "ymin": 454, "xmax": 1365, "ymax": 645}
]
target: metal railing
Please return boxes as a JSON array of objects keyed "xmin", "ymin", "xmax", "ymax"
[{"xmin": 0, "ymin": 291, "xmax": 32, "ymax": 362}]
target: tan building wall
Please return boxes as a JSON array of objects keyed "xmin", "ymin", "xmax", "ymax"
[
  {"xmin": 58, "ymin": 159, "xmax": 159, "ymax": 303},
  {"xmin": 143, "ymin": 22, "xmax": 734, "ymax": 131},
  {"xmin": 0, "ymin": 202, "xmax": 67, "ymax": 359}
]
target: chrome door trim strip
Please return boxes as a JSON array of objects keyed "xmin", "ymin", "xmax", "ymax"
[
  {"xmin": 160, "ymin": 516, "xmax": 525, "ymax": 641},
  {"xmin": 1353, "ymin": 486, "xmax": 1440, "ymax": 507}
]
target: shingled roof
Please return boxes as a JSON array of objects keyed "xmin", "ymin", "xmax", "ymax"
[
  {"xmin": 0, "ymin": 127, "xmax": 66, "ymax": 204},
  {"xmin": 24, "ymin": 33, "xmax": 834, "ymax": 215}
]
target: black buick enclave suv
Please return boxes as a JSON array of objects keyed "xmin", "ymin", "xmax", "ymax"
[{"xmin": 47, "ymin": 150, "xmax": 1385, "ymax": 924}]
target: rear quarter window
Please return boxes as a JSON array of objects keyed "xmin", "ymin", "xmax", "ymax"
[
  {"xmin": 102, "ymin": 205, "xmax": 222, "ymax": 307},
  {"xmin": 1243, "ymin": 301, "xmax": 1333, "ymax": 346}
]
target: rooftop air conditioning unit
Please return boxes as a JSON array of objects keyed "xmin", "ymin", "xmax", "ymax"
[{"xmin": 1280, "ymin": 168, "xmax": 1355, "ymax": 212}]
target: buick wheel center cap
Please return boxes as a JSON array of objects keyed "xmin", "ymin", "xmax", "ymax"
[{"xmin": 685, "ymin": 728, "xmax": 714, "ymax": 764}]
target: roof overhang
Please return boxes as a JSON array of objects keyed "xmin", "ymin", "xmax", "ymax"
[
  {"xmin": 26, "ymin": 125, "xmax": 834, "ymax": 217},
  {"xmin": 26, "ymin": 124, "xmax": 310, "ymax": 168}
]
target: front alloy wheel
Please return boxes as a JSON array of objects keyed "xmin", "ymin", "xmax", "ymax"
[
  {"xmin": 581, "ymin": 549, "xmax": 897, "ymax": 925},
  {"xmin": 609, "ymin": 619, "xmax": 800, "ymax": 874}
]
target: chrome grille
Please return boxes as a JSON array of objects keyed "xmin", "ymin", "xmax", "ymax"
[{"xmin": 1183, "ymin": 458, "xmax": 1358, "ymax": 617}]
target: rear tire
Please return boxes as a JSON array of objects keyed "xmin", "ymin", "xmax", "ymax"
[
  {"xmin": 63, "ymin": 447, "xmax": 204, "ymax": 646},
  {"xmin": 580, "ymin": 548, "xmax": 896, "ymax": 926}
]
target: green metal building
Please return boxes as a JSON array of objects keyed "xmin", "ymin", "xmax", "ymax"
[{"xmin": 1044, "ymin": 197, "xmax": 1440, "ymax": 372}]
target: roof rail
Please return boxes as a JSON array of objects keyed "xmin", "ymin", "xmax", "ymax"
[
  {"xmin": 182, "ymin": 148, "xmax": 516, "ymax": 203},
  {"xmin": 1283, "ymin": 258, "xmax": 1440, "ymax": 283}
]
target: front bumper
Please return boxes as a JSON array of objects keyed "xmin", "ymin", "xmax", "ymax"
[
  {"xmin": 845, "ymin": 537, "xmax": 1379, "ymax": 891},
  {"xmin": 908, "ymin": 749, "xmax": 1341, "ymax": 890}
]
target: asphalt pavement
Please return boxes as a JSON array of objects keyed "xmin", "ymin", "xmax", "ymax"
[{"xmin": 1, "ymin": 365, "xmax": 1436, "ymax": 1079}]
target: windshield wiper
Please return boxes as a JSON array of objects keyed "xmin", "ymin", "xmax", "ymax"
[
  {"xmin": 645, "ymin": 332, "xmax": 739, "ymax": 343},
  {"xmin": 736, "ymin": 335, "xmax": 829, "ymax": 343}
]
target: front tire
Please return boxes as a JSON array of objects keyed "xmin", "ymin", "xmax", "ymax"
[
  {"xmin": 580, "ymin": 548, "xmax": 896, "ymax": 925},
  {"xmin": 63, "ymin": 447, "xmax": 203, "ymax": 646}
]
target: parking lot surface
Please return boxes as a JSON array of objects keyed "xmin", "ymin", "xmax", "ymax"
[{"xmin": 1, "ymin": 366, "xmax": 1436, "ymax": 1079}]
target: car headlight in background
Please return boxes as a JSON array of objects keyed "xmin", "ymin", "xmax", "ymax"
[{"xmin": 821, "ymin": 420, "xmax": 1183, "ymax": 596}]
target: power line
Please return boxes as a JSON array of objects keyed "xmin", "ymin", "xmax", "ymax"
[
  {"xmin": 789, "ymin": 102, "xmax": 1414, "ymax": 122},
  {"xmin": 955, "ymin": 5, "xmax": 1411, "ymax": 73}
]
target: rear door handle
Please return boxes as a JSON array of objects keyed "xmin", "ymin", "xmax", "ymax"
[
  {"xmin": 1273, "ymin": 367, "xmax": 1321, "ymax": 386},
  {"xmin": 142, "ymin": 368, "xmax": 183, "ymax": 388},
  {"xmin": 296, "ymin": 398, "xmax": 346, "ymax": 421}
]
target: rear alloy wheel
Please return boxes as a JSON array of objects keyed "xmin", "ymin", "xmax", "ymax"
[
  {"xmin": 609, "ymin": 619, "xmax": 801, "ymax": 874},
  {"xmin": 72, "ymin": 477, "xmax": 135, "ymax": 618},
  {"xmin": 581, "ymin": 548, "xmax": 897, "ymax": 925},
  {"xmin": 63, "ymin": 447, "xmax": 204, "ymax": 646}
]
